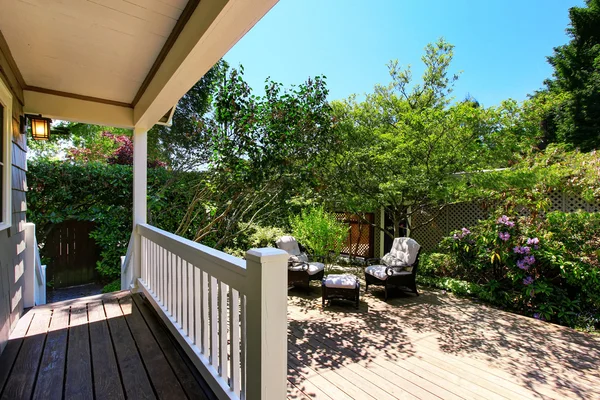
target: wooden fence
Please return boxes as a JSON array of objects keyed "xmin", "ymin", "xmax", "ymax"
[{"xmin": 336, "ymin": 212, "xmax": 375, "ymax": 258}]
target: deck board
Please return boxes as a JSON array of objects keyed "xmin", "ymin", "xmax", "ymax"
[
  {"xmin": 32, "ymin": 306, "xmax": 70, "ymax": 400},
  {"xmin": 0, "ymin": 291, "xmax": 216, "ymax": 400},
  {"xmin": 88, "ymin": 301, "xmax": 125, "ymax": 400},
  {"xmin": 65, "ymin": 304, "xmax": 93, "ymax": 399},
  {"xmin": 1, "ymin": 312, "xmax": 50, "ymax": 400}
]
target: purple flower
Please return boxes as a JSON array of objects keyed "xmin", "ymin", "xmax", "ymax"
[
  {"xmin": 527, "ymin": 237, "xmax": 540, "ymax": 245},
  {"xmin": 499, "ymin": 232, "xmax": 510, "ymax": 241},
  {"xmin": 523, "ymin": 276, "xmax": 534, "ymax": 285},
  {"xmin": 497, "ymin": 215, "xmax": 515, "ymax": 227},
  {"xmin": 461, "ymin": 228, "xmax": 471, "ymax": 235},
  {"xmin": 516, "ymin": 259, "xmax": 529, "ymax": 270},
  {"xmin": 523, "ymin": 255, "xmax": 536, "ymax": 265},
  {"xmin": 452, "ymin": 234, "xmax": 459, "ymax": 240},
  {"xmin": 512, "ymin": 246, "xmax": 531, "ymax": 254}
]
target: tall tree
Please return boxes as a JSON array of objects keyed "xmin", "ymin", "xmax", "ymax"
[
  {"xmin": 327, "ymin": 39, "xmax": 538, "ymax": 238},
  {"xmin": 541, "ymin": 0, "xmax": 600, "ymax": 151}
]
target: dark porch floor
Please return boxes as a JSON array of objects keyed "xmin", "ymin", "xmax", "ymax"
[{"xmin": 0, "ymin": 291, "xmax": 216, "ymax": 400}]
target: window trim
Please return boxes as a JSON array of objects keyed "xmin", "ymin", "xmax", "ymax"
[{"xmin": 0, "ymin": 77, "xmax": 12, "ymax": 232}]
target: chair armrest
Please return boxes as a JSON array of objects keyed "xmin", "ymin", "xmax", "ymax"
[{"xmin": 365, "ymin": 258, "xmax": 382, "ymax": 266}]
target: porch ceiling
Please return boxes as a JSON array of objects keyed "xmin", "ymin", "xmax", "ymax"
[
  {"xmin": 0, "ymin": 0, "xmax": 278, "ymax": 128},
  {"xmin": 1, "ymin": 0, "xmax": 189, "ymax": 105}
]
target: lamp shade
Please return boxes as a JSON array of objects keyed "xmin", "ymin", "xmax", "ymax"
[{"xmin": 31, "ymin": 116, "xmax": 51, "ymax": 140}]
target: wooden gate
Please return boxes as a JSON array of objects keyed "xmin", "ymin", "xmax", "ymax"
[
  {"xmin": 45, "ymin": 221, "xmax": 100, "ymax": 288},
  {"xmin": 336, "ymin": 212, "xmax": 374, "ymax": 258}
]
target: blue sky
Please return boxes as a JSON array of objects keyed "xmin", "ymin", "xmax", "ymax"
[{"xmin": 225, "ymin": 0, "xmax": 584, "ymax": 107}]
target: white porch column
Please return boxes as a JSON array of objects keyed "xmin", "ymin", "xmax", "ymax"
[
  {"xmin": 245, "ymin": 248, "xmax": 289, "ymax": 399},
  {"xmin": 132, "ymin": 126, "xmax": 147, "ymax": 290}
]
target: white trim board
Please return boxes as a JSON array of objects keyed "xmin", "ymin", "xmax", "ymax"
[{"xmin": 0, "ymin": 77, "xmax": 12, "ymax": 232}]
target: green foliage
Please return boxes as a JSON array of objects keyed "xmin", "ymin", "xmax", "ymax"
[
  {"xmin": 290, "ymin": 206, "xmax": 348, "ymax": 267},
  {"xmin": 539, "ymin": 0, "xmax": 600, "ymax": 151},
  {"xmin": 427, "ymin": 197, "xmax": 600, "ymax": 331},
  {"xmin": 102, "ymin": 280, "xmax": 121, "ymax": 294},
  {"xmin": 27, "ymin": 160, "xmax": 194, "ymax": 283},
  {"xmin": 246, "ymin": 224, "xmax": 288, "ymax": 248},
  {"xmin": 327, "ymin": 39, "xmax": 539, "ymax": 238}
]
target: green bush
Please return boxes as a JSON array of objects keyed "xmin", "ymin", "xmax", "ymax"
[
  {"xmin": 427, "ymin": 199, "xmax": 600, "ymax": 332},
  {"xmin": 246, "ymin": 224, "xmax": 287, "ymax": 248},
  {"xmin": 290, "ymin": 206, "xmax": 348, "ymax": 268},
  {"xmin": 27, "ymin": 160, "xmax": 197, "ymax": 286}
]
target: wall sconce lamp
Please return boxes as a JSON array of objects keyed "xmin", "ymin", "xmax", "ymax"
[{"xmin": 29, "ymin": 115, "xmax": 52, "ymax": 140}]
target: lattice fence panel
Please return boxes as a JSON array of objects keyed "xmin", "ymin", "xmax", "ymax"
[
  {"xmin": 411, "ymin": 208, "xmax": 446, "ymax": 252},
  {"xmin": 373, "ymin": 208, "xmax": 383, "ymax": 257},
  {"xmin": 565, "ymin": 194, "xmax": 591, "ymax": 213},
  {"xmin": 547, "ymin": 191, "xmax": 564, "ymax": 212}
]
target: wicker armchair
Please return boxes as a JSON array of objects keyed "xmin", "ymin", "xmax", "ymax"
[
  {"xmin": 276, "ymin": 236, "xmax": 325, "ymax": 292},
  {"xmin": 364, "ymin": 237, "xmax": 421, "ymax": 300}
]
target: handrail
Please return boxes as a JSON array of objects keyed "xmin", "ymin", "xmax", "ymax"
[{"xmin": 137, "ymin": 223, "xmax": 248, "ymax": 293}]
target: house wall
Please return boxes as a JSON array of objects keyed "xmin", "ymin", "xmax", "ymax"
[{"xmin": 0, "ymin": 40, "xmax": 27, "ymax": 355}]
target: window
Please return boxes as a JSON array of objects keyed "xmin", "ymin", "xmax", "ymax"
[{"xmin": 0, "ymin": 78, "xmax": 12, "ymax": 231}]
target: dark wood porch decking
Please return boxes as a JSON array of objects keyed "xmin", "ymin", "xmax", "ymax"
[
  {"xmin": 0, "ymin": 291, "xmax": 216, "ymax": 400},
  {"xmin": 287, "ymin": 288, "xmax": 600, "ymax": 400}
]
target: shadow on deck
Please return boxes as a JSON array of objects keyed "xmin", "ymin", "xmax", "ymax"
[
  {"xmin": 0, "ymin": 291, "xmax": 216, "ymax": 400},
  {"xmin": 287, "ymin": 286, "xmax": 600, "ymax": 400}
]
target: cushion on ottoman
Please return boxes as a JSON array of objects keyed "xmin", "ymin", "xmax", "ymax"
[{"xmin": 323, "ymin": 274, "xmax": 358, "ymax": 289}]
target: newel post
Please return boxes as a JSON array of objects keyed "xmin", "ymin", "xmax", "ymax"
[
  {"xmin": 245, "ymin": 248, "xmax": 289, "ymax": 399},
  {"xmin": 23, "ymin": 223, "xmax": 36, "ymax": 308},
  {"xmin": 131, "ymin": 126, "xmax": 147, "ymax": 290}
]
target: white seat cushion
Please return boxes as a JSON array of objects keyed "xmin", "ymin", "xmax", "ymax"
[
  {"xmin": 365, "ymin": 265, "xmax": 389, "ymax": 280},
  {"xmin": 289, "ymin": 262, "xmax": 324, "ymax": 275},
  {"xmin": 323, "ymin": 274, "xmax": 358, "ymax": 289}
]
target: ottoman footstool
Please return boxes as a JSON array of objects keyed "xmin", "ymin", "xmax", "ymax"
[{"xmin": 322, "ymin": 274, "xmax": 360, "ymax": 309}]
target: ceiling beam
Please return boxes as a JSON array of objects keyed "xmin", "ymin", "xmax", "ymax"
[
  {"xmin": 24, "ymin": 90, "xmax": 134, "ymax": 128},
  {"xmin": 133, "ymin": 0, "xmax": 278, "ymax": 130}
]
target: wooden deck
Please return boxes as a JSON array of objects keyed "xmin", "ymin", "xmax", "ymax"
[
  {"xmin": 287, "ymin": 287, "xmax": 600, "ymax": 400},
  {"xmin": 0, "ymin": 291, "xmax": 216, "ymax": 400},
  {"xmin": 2, "ymin": 287, "xmax": 599, "ymax": 400}
]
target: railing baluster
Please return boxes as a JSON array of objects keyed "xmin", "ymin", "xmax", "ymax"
[
  {"xmin": 167, "ymin": 249, "xmax": 172, "ymax": 311},
  {"xmin": 188, "ymin": 262, "xmax": 194, "ymax": 338},
  {"xmin": 240, "ymin": 294, "xmax": 247, "ymax": 399},
  {"xmin": 219, "ymin": 282, "xmax": 228, "ymax": 378},
  {"xmin": 194, "ymin": 266, "xmax": 201, "ymax": 347},
  {"xmin": 183, "ymin": 260, "xmax": 189, "ymax": 334},
  {"xmin": 230, "ymin": 289, "xmax": 240, "ymax": 395},
  {"xmin": 202, "ymin": 271, "xmax": 209, "ymax": 356},
  {"xmin": 210, "ymin": 276, "xmax": 218, "ymax": 368},
  {"xmin": 176, "ymin": 256, "xmax": 182, "ymax": 327}
]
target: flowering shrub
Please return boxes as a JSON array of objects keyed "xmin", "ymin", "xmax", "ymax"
[{"xmin": 435, "ymin": 204, "xmax": 600, "ymax": 331}]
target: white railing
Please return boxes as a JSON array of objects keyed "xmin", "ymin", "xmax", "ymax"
[
  {"xmin": 121, "ymin": 234, "xmax": 134, "ymax": 291},
  {"xmin": 135, "ymin": 223, "xmax": 288, "ymax": 400},
  {"xmin": 23, "ymin": 223, "xmax": 46, "ymax": 307}
]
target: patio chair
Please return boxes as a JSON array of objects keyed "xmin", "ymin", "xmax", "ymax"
[
  {"xmin": 276, "ymin": 236, "xmax": 325, "ymax": 292},
  {"xmin": 364, "ymin": 237, "xmax": 421, "ymax": 300}
]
